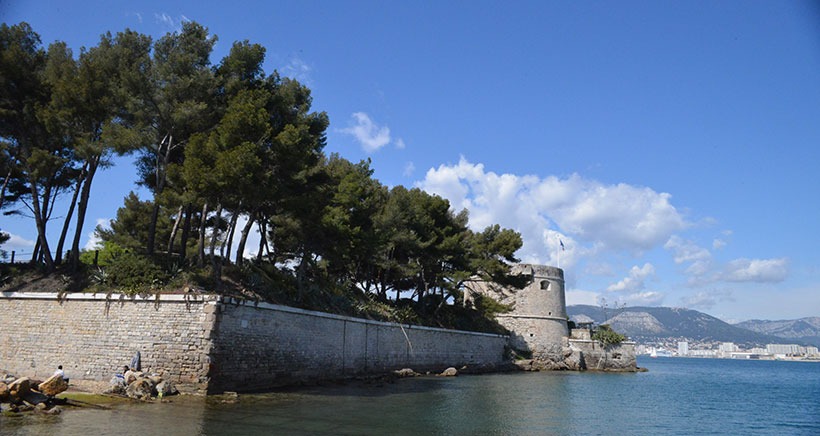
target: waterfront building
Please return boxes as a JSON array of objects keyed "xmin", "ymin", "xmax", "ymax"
[
  {"xmin": 677, "ymin": 341, "xmax": 689, "ymax": 356},
  {"xmin": 766, "ymin": 344, "xmax": 803, "ymax": 355}
]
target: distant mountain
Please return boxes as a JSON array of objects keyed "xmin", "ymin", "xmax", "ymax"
[
  {"xmin": 734, "ymin": 317, "xmax": 820, "ymax": 348},
  {"xmin": 567, "ymin": 305, "xmax": 792, "ymax": 347}
]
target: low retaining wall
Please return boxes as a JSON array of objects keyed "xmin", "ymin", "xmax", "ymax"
[{"xmin": 0, "ymin": 292, "xmax": 509, "ymax": 394}]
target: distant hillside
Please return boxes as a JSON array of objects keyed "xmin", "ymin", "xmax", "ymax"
[
  {"xmin": 734, "ymin": 317, "xmax": 820, "ymax": 348},
  {"xmin": 567, "ymin": 305, "xmax": 789, "ymax": 347}
]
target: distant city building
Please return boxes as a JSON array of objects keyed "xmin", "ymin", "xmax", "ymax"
[
  {"xmin": 718, "ymin": 342, "xmax": 738, "ymax": 357},
  {"xmin": 677, "ymin": 341, "xmax": 689, "ymax": 356},
  {"xmin": 806, "ymin": 346, "xmax": 819, "ymax": 356},
  {"xmin": 766, "ymin": 344, "xmax": 802, "ymax": 355}
]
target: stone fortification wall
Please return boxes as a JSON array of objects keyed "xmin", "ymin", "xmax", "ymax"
[
  {"xmin": 208, "ymin": 299, "xmax": 508, "ymax": 392},
  {"xmin": 469, "ymin": 264, "xmax": 568, "ymax": 361},
  {"xmin": 0, "ymin": 293, "xmax": 508, "ymax": 394},
  {"xmin": 0, "ymin": 292, "xmax": 215, "ymax": 393},
  {"xmin": 567, "ymin": 339, "xmax": 637, "ymax": 371}
]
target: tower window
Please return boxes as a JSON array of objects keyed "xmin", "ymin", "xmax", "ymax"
[{"xmin": 540, "ymin": 280, "xmax": 550, "ymax": 290}]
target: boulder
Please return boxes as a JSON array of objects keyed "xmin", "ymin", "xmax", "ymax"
[
  {"xmin": 38, "ymin": 374, "xmax": 69, "ymax": 396},
  {"xmin": 439, "ymin": 367, "xmax": 458, "ymax": 377},
  {"xmin": 0, "ymin": 382, "xmax": 8, "ymax": 402},
  {"xmin": 21, "ymin": 390, "xmax": 49, "ymax": 406},
  {"xmin": 155, "ymin": 380, "xmax": 178, "ymax": 396},
  {"xmin": 393, "ymin": 368, "xmax": 419, "ymax": 378},
  {"xmin": 8, "ymin": 377, "xmax": 31, "ymax": 401},
  {"xmin": 125, "ymin": 377, "xmax": 156, "ymax": 400}
]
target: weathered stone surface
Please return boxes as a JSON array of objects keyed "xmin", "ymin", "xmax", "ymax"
[
  {"xmin": 156, "ymin": 380, "xmax": 178, "ymax": 396},
  {"xmin": 38, "ymin": 374, "xmax": 68, "ymax": 396},
  {"xmin": 439, "ymin": 367, "xmax": 458, "ymax": 377},
  {"xmin": 125, "ymin": 377, "xmax": 156, "ymax": 400},
  {"xmin": 393, "ymin": 368, "xmax": 419, "ymax": 378},
  {"xmin": 0, "ymin": 381, "xmax": 8, "ymax": 401},
  {"xmin": 8, "ymin": 377, "xmax": 31, "ymax": 401},
  {"xmin": 22, "ymin": 391, "xmax": 49, "ymax": 406}
]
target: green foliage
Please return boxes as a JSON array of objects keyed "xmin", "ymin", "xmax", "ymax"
[
  {"xmin": 592, "ymin": 324, "xmax": 626, "ymax": 347},
  {"xmin": 100, "ymin": 252, "xmax": 168, "ymax": 295},
  {"xmin": 79, "ymin": 240, "xmax": 127, "ymax": 267}
]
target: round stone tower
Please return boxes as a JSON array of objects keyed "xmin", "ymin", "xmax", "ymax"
[{"xmin": 476, "ymin": 264, "xmax": 568, "ymax": 361}]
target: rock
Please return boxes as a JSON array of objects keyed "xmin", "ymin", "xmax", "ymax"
[
  {"xmin": 439, "ymin": 367, "xmax": 458, "ymax": 377},
  {"xmin": 125, "ymin": 377, "xmax": 156, "ymax": 400},
  {"xmin": 8, "ymin": 377, "xmax": 31, "ymax": 401},
  {"xmin": 21, "ymin": 390, "xmax": 49, "ymax": 406},
  {"xmin": 124, "ymin": 370, "xmax": 140, "ymax": 385},
  {"xmin": 0, "ymin": 382, "xmax": 8, "ymax": 402},
  {"xmin": 393, "ymin": 368, "xmax": 419, "ymax": 378},
  {"xmin": 155, "ymin": 380, "xmax": 178, "ymax": 396},
  {"xmin": 38, "ymin": 374, "xmax": 68, "ymax": 396},
  {"xmin": 103, "ymin": 384, "xmax": 126, "ymax": 396}
]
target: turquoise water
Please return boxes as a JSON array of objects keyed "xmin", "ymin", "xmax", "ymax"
[{"xmin": 2, "ymin": 357, "xmax": 818, "ymax": 435}]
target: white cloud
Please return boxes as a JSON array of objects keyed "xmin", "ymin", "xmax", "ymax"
[
  {"xmin": 340, "ymin": 112, "xmax": 391, "ymax": 153},
  {"xmin": 621, "ymin": 291, "xmax": 665, "ymax": 306},
  {"xmin": 1, "ymin": 232, "xmax": 35, "ymax": 254},
  {"xmin": 417, "ymin": 157, "xmax": 689, "ymax": 266},
  {"xmin": 712, "ymin": 238, "xmax": 727, "ymax": 249},
  {"xmin": 680, "ymin": 289, "xmax": 734, "ymax": 311},
  {"xmin": 606, "ymin": 263, "xmax": 655, "ymax": 293},
  {"xmin": 566, "ymin": 289, "xmax": 600, "ymax": 306},
  {"xmin": 403, "ymin": 161, "xmax": 415, "ymax": 177},
  {"xmin": 281, "ymin": 56, "xmax": 313, "ymax": 85},
  {"xmin": 664, "ymin": 235, "xmax": 711, "ymax": 264},
  {"xmin": 395, "ymin": 138, "xmax": 406, "ymax": 150},
  {"xmin": 83, "ymin": 218, "xmax": 109, "ymax": 250},
  {"xmin": 155, "ymin": 12, "xmax": 176, "ymax": 28},
  {"xmin": 721, "ymin": 258, "xmax": 789, "ymax": 283}
]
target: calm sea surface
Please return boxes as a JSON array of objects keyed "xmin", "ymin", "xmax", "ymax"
[{"xmin": 2, "ymin": 357, "xmax": 818, "ymax": 435}]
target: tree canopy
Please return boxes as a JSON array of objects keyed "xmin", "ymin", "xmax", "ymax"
[{"xmin": 0, "ymin": 21, "xmax": 527, "ymax": 331}]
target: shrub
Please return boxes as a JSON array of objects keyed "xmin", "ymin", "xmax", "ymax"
[
  {"xmin": 103, "ymin": 252, "xmax": 168, "ymax": 295},
  {"xmin": 591, "ymin": 324, "xmax": 626, "ymax": 347}
]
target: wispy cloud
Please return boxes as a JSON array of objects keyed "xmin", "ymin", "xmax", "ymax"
[
  {"xmin": 281, "ymin": 56, "xmax": 313, "ymax": 85},
  {"xmin": 403, "ymin": 161, "xmax": 415, "ymax": 177},
  {"xmin": 154, "ymin": 12, "xmax": 190, "ymax": 31},
  {"xmin": 340, "ymin": 112, "xmax": 392, "ymax": 153}
]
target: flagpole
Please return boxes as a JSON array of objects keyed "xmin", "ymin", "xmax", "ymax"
[{"xmin": 557, "ymin": 238, "xmax": 561, "ymax": 269}]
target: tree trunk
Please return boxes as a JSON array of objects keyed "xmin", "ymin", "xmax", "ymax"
[
  {"xmin": 179, "ymin": 204, "xmax": 192, "ymax": 261},
  {"xmin": 69, "ymin": 156, "xmax": 99, "ymax": 271},
  {"xmin": 28, "ymin": 179, "xmax": 54, "ymax": 271},
  {"xmin": 222, "ymin": 210, "xmax": 239, "ymax": 259},
  {"xmin": 167, "ymin": 204, "xmax": 184, "ymax": 255},
  {"xmin": 209, "ymin": 203, "xmax": 223, "ymax": 281},
  {"xmin": 0, "ymin": 168, "xmax": 11, "ymax": 211},
  {"xmin": 197, "ymin": 202, "xmax": 209, "ymax": 267},
  {"xmin": 147, "ymin": 134, "xmax": 172, "ymax": 255},
  {"xmin": 55, "ymin": 164, "xmax": 87, "ymax": 266},
  {"xmin": 256, "ymin": 220, "xmax": 266, "ymax": 262},
  {"xmin": 235, "ymin": 212, "xmax": 256, "ymax": 266}
]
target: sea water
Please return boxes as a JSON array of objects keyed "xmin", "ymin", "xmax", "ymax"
[{"xmin": 2, "ymin": 357, "xmax": 818, "ymax": 435}]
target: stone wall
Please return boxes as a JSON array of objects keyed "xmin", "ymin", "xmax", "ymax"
[
  {"xmin": 208, "ymin": 298, "xmax": 508, "ymax": 392},
  {"xmin": 567, "ymin": 339, "xmax": 637, "ymax": 371},
  {"xmin": 0, "ymin": 292, "xmax": 508, "ymax": 394},
  {"xmin": 468, "ymin": 264, "xmax": 568, "ymax": 361},
  {"xmin": 0, "ymin": 292, "xmax": 216, "ymax": 393}
]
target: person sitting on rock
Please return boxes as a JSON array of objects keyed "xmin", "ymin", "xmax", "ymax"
[{"xmin": 54, "ymin": 365, "xmax": 69, "ymax": 383}]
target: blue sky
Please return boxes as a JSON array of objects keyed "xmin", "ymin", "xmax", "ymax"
[{"xmin": 3, "ymin": 1, "xmax": 819, "ymax": 322}]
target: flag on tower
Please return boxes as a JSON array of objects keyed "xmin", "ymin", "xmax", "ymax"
[{"xmin": 560, "ymin": 239, "xmax": 565, "ymax": 251}]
